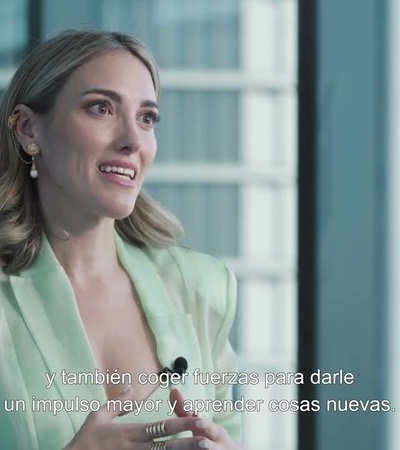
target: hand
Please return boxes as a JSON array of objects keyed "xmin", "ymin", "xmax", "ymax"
[
  {"xmin": 64, "ymin": 386, "xmax": 206, "ymax": 450},
  {"xmin": 170, "ymin": 389, "xmax": 242, "ymax": 450}
]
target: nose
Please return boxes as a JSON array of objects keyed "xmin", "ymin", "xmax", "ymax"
[{"xmin": 115, "ymin": 115, "xmax": 143, "ymax": 153}]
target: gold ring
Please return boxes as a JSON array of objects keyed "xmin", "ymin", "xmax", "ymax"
[
  {"xmin": 150, "ymin": 441, "xmax": 167, "ymax": 450},
  {"xmin": 145, "ymin": 420, "xmax": 167, "ymax": 439}
]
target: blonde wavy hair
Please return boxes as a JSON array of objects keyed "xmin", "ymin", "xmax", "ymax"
[{"xmin": 0, "ymin": 29, "xmax": 183, "ymax": 274}]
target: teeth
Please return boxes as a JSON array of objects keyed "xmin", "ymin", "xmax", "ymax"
[{"xmin": 99, "ymin": 165, "xmax": 135, "ymax": 179}]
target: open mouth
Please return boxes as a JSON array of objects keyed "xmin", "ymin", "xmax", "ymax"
[{"xmin": 98, "ymin": 165, "xmax": 136, "ymax": 180}]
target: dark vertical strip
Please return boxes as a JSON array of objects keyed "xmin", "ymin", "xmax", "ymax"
[
  {"xmin": 28, "ymin": 0, "xmax": 43, "ymax": 51},
  {"xmin": 298, "ymin": 0, "xmax": 317, "ymax": 449}
]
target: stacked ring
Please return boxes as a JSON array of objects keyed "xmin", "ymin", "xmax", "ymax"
[
  {"xmin": 150, "ymin": 441, "xmax": 167, "ymax": 450},
  {"xmin": 145, "ymin": 420, "xmax": 167, "ymax": 439}
]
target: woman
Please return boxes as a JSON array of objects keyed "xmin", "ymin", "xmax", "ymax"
[{"xmin": 0, "ymin": 30, "xmax": 241, "ymax": 449}]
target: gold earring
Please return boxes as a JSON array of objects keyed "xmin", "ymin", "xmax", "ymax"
[
  {"xmin": 7, "ymin": 112, "xmax": 20, "ymax": 151},
  {"xmin": 26, "ymin": 143, "xmax": 40, "ymax": 178},
  {"xmin": 7, "ymin": 112, "xmax": 19, "ymax": 129},
  {"xmin": 7, "ymin": 112, "xmax": 40, "ymax": 178}
]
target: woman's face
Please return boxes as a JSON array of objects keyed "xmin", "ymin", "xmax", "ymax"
[{"xmin": 34, "ymin": 50, "xmax": 158, "ymax": 221}]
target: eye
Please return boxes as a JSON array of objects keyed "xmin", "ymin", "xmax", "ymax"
[
  {"xmin": 87, "ymin": 101, "xmax": 111, "ymax": 115},
  {"xmin": 140, "ymin": 111, "xmax": 160, "ymax": 128}
]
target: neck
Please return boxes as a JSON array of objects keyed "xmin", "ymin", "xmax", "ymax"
[
  {"xmin": 38, "ymin": 185, "xmax": 125, "ymax": 284},
  {"xmin": 45, "ymin": 219, "xmax": 120, "ymax": 285}
]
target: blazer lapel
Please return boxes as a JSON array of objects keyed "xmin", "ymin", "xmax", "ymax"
[
  {"xmin": 115, "ymin": 233, "xmax": 204, "ymax": 400},
  {"xmin": 9, "ymin": 237, "xmax": 105, "ymax": 431}
]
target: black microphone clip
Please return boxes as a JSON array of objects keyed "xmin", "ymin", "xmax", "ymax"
[{"xmin": 159, "ymin": 356, "xmax": 188, "ymax": 379}]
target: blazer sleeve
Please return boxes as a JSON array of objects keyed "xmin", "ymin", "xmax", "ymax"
[{"xmin": 211, "ymin": 264, "xmax": 242, "ymax": 442}]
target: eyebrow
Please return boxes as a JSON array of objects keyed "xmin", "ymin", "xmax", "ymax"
[{"xmin": 81, "ymin": 88, "xmax": 159, "ymax": 109}]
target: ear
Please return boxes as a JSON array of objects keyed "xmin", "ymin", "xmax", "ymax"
[{"xmin": 11, "ymin": 104, "xmax": 40, "ymax": 153}]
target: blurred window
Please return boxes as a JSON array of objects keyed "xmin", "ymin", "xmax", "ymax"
[
  {"xmin": 0, "ymin": 0, "xmax": 27, "ymax": 92},
  {"xmin": 100, "ymin": 1, "xmax": 298, "ymax": 449}
]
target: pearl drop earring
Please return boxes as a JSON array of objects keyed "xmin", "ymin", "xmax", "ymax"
[{"xmin": 26, "ymin": 143, "xmax": 40, "ymax": 178}]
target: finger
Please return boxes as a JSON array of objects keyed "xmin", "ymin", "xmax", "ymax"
[
  {"xmin": 170, "ymin": 388, "xmax": 209, "ymax": 438},
  {"xmin": 89, "ymin": 384, "xmax": 133, "ymax": 423},
  {"xmin": 193, "ymin": 417, "xmax": 229, "ymax": 442},
  {"xmin": 169, "ymin": 388, "xmax": 197, "ymax": 418},
  {"xmin": 161, "ymin": 436, "xmax": 215, "ymax": 450}
]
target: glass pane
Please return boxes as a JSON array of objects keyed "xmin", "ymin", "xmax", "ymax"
[
  {"xmin": 156, "ymin": 91, "xmax": 239, "ymax": 163},
  {"xmin": 100, "ymin": 0, "xmax": 240, "ymax": 69},
  {"xmin": 144, "ymin": 184, "xmax": 239, "ymax": 257},
  {"xmin": 0, "ymin": 0, "xmax": 27, "ymax": 68}
]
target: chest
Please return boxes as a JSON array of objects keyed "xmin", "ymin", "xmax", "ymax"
[{"xmin": 72, "ymin": 273, "xmax": 162, "ymax": 402}]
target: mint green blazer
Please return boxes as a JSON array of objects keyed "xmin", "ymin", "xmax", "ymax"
[{"xmin": 0, "ymin": 232, "xmax": 241, "ymax": 449}]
